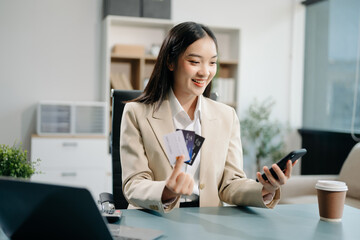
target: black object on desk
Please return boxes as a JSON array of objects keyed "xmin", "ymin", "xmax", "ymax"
[{"xmin": 0, "ymin": 178, "xmax": 113, "ymax": 240}]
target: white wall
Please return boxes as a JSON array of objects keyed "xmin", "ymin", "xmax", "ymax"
[
  {"xmin": 0, "ymin": 0, "xmax": 305, "ymax": 174},
  {"xmin": 0, "ymin": 0, "xmax": 103, "ymax": 152}
]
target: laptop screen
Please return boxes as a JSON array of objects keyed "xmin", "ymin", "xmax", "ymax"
[{"xmin": 0, "ymin": 177, "xmax": 113, "ymax": 240}]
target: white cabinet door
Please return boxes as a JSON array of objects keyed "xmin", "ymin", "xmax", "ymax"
[
  {"xmin": 32, "ymin": 169, "xmax": 110, "ymax": 200},
  {"xmin": 31, "ymin": 136, "xmax": 112, "ymax": 200},
  {"xmin": 31, "ymin": 137, "xmax": 109, "ymax": 171}
]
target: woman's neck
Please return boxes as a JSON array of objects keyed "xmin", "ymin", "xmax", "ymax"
[{"xmin": 176, "ymin": 94, "xmax": 198, "ymax": 120}]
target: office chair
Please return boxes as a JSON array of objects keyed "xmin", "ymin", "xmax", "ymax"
[
  {"xmin": 111, "ymin": 89, "xmax": 142, "ymax": 209},
  {"xmin": 210, "ymin": 92, "xmax": 218, "ymax": 101}
]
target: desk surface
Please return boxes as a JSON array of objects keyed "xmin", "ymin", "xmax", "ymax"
[
  {"xmin": 1, "ymin": 204, "xmax": 359, "ymax": 240},
  {"xmin": 118, "ymin": 204, "xmax": 360, "ymax": 240}
]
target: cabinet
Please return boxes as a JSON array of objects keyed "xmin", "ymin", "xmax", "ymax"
[
  {"xmin": 102, "ymin": 16, "xmax": 240, "ymax": 131},
  {"xmin": 31, "ymin": 135, "xmax": 112, "ymax": 200}
]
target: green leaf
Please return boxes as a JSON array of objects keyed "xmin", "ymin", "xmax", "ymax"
[
  {"xmin": 0, "ymin": 143, "xmax": 40, "ymax": 179},
  {"xmin": 240, "ymin": 98, "xmax": 286, "ymax": 172}
]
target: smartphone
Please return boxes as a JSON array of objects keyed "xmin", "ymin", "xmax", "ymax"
[{"xmin": 256, "ymin": 148, "xmax": 307, "ymax": 182}]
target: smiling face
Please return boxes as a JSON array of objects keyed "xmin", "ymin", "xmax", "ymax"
[{"xmin": 171, "ymin": 35, "xmax": 218, "ymax": 103}]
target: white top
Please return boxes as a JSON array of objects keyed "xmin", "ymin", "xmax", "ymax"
[{"xmin": 168, "ymin": 89, "xmax": 201, "ymax": 202}]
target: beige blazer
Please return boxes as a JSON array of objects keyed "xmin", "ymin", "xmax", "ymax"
[{"xmin": 120, "ymin": 96, "xmax": 280, "ymax": 213}]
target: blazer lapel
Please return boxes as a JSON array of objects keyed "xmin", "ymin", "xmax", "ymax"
[
  {"xmin": 146, "ymin": 99, "xmax": 175, "ymax": 165},
  {"xmin": 199, "ymin": 98, "xmax": 218, "ymax": 185}
]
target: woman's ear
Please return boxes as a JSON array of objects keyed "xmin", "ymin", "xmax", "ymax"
[{"xmin": 167, "ymin": 63, "xmax": 174, "ymax": 71}]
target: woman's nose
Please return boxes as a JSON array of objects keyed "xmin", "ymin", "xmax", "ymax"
[{"xmin": 197, "ymin": 64, "xmax": 210, "ymax": 78}]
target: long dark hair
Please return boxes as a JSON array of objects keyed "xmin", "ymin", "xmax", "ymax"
[{"xmin": 133, "ymin": 22, "xmax": 218, "ymax": 110}]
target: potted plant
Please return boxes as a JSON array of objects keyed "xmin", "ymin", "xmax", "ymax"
[
  {"xmin": 240, "ymin": 98, "xmax": 285, "ymax": 173},
  {"xmin": 0, "ymin": 143, "xmax": 40, "ymax": 179}
]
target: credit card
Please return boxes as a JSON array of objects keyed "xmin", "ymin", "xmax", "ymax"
[
  {"xmin": 163, "ymin": 131, "xmax": 190, "ymax": 165},
  {"xmin": 177, "ymin": 129, "xmax": 195, "ymax": 162},
  {"xmin": 188, "ymin": 134, "xmax": 205, "ymax": 165}
]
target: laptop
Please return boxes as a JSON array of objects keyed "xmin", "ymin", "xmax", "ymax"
[{"xmin": 0, "ymin": 178, "xmax": 162, "ymax": 240}]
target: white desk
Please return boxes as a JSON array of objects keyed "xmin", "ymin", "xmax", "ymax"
[
  {"xmin": 115, "ymin": 204, "xmax": 360, "ymax": 239},
  {"xmin": 1, "ymin": 204, "xmax": 359, "ymax": 239}
]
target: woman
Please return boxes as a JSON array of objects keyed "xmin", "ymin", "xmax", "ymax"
[{"xmin": 120, "ymin": 22, "xmax": 295, "ymax": 213}]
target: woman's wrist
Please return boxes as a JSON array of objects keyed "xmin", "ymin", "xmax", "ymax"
[
  {"xmin": 161, "ymin": 186, "xmax": 177, "ymax": 203},
  {"xmin": 262, "ymin": 187, "xmax": 275, "ymax": 204}
]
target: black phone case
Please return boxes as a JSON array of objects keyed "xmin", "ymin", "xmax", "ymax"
[{"xmin": 257, "ymin": 148, "xmax": 307, "ymax": 182}]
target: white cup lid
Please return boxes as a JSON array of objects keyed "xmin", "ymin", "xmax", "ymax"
[{"xmin": 315, "ymin": 180, "xmax": 348, "ymax": 191}]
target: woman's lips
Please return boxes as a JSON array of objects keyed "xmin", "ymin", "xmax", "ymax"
[{"xmin": 192, "ymin": 78, "xmax": 206, "ymax": 87}]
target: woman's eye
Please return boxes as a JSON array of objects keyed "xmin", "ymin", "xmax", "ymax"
[
  {"xmin": 210, "ymin": 61, "xmax": 217, "ymax": 65},
  {"xmin": 189, "ymin": 60, "xmax": 199, "ymax": 64}
]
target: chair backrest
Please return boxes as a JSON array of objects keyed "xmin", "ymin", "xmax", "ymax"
[
  {"xmin": 338, "ymin": 142, "xmax": 360, "ymax": 200},
  {"xmin": 209, "ymin": 92, "xmax": 218, "ymax": 101},
  {"xmin": 111, "ymin": 89, "xmax": 142, "ymax": 209}
]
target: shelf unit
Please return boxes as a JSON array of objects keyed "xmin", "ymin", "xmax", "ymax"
[{"xmin": 102, "ymin": 16, "xmax": 240, "ymax": 131}]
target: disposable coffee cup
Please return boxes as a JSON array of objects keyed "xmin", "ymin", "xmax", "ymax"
[{"xmin": 315, "ymin": 180, "xmax": 348, "ymax": 222}]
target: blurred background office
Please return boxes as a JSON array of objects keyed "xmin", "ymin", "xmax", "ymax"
[{"xmin": 0, "ymin": 0, "xmax": 359, "ymax": 198}]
